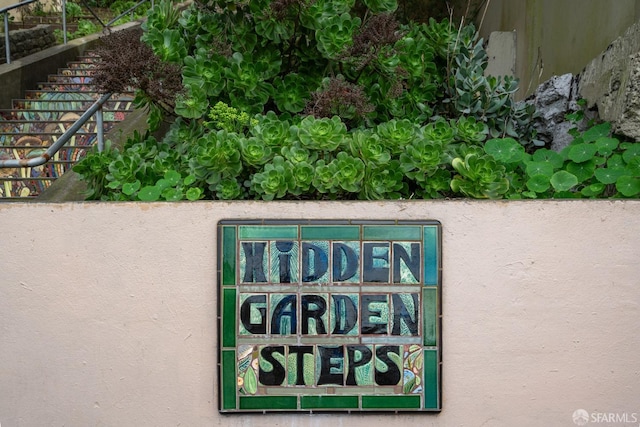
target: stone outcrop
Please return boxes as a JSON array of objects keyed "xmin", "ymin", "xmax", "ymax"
[{"xmin": 578, "ymin": 20, "xmax": 640, "ymax": 141}]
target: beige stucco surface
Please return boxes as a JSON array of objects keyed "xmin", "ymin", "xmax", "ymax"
[{"xmin": 0, "ymin": 201, "xmax": 638, "ymax": 426}]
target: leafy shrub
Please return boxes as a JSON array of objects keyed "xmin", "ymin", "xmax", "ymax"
[{"xmin": 76, "ymin": 0, "xmax": 640, "ymax": 201}]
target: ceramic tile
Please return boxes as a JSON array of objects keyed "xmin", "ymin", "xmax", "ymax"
[{"xmin": 217, "ymin": 220, "xmax": 442, "ymax": 413}]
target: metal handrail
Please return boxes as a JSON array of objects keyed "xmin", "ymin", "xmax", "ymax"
[
  {"xmin": 0, "ymin": 93, "xmax": 112, "ymax": 169},
  {"xmin": 1, "ymin": 0, "xmax": 150, "ymax": 64}
]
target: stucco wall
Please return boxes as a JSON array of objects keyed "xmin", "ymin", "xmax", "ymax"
[
  {"xmin": 0, "ymin": 201, "xmax": 638, "ymax": 426},
  {"xmin": 479, "ymin": 0, "xmax": 640, "ymax": 99}
]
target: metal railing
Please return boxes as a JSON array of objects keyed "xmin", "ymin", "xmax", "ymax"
[
  {"xmin": 1, "ymin": 0, "xmax": 150, "ymax": 64},
  {"xmin": 0, "ymin": 92, "xmax": 112, "ymax": 170}
]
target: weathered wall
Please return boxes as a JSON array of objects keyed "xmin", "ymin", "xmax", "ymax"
[
  {"xmin": 0, "ymin": 200, "xmax": 638, "ymax": 426},
  {"xmin": 0, "ymin": 25, "xmax": 56, "ymax": 64},
  {"xmin": 479, "ymin": 0, "xmax": 640, "ymax": 99}
]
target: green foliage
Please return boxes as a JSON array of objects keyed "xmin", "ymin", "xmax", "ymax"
[
  {"xmin": 76, "ymin": 0, "xmax": 640, "ymax": 201},
  {"xmin": 65, "ymin": 2, "xmax": 83, "ymax": 19}
]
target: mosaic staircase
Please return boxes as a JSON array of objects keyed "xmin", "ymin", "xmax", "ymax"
[{"xmin": 0, "ymin": 54, "xmax": 135, "ymax": 200}]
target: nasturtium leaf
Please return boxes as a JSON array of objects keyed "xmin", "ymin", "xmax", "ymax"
[
  {"xmin": 582, "ymin": 122, "xmax": 611, "ymax": 143},
  {"xmin": 186, "ymin": 187, "xmax": 203, "ymax": 201},
  {"xmin": 122, "ymin": 180, "xmax": 141, "ymax": 196},
  {"xmin": 526, "ymin": 175, "xmax": 550, "ymax": 193},
  {"xmin": 162, "ymin": 187, "xmax": 184, "ymax": 201},
  {"xmin": 137, "ymin": 185, "xmax": 162, "ymax": 201},
  {"xmin": 581, "ymin": 183, "xmax": 605, "ymax": 197},
  {"xmin": 622, "ymin": 144, "xmax": 640, "ymax": 164},
  {"xmin": 484, "ymin": 137, "xmax": 525, "ymax": 163},
  {"xmin": 595, "ymin": 167, "xmax": 626, "ymax": 184},
  {"xmin": 164, "ymin": 169, "xmax": 181, "ymax": 186},
  {"xmin": 525, "ymin": 161, "xmax": 554, "ymax": 178},
  {"xmin": 568, "ymin": 143, "xmax": 598, "ymax": 163},
  {"xmin": 608, "ymin": 154, "xmax": 625, "ymax": 169},
  {"xmin": 595, "ymin": 137, "xmax": 619, "ymax": 156},
  {"xmin": 183, "ymin": 174, "xmax": 197, "ymax": 186},
  {"xmin": 566, "ymin": 159, "xmax": 596, "ymax": 182},
  {"xmin": 616, "ymin": 175, "xmax": 640, "ymax": 197},
  {"xmin": 550, "ymin": 170, "xmax": 578, "ymax": 191},
  {"xmin": 532, "ymin": 148, "xmax": 564, "ymax": 169}
]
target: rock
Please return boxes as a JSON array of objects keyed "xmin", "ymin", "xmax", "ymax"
[
  {"xmin": 526, "ymin": 73, "xmax": 595, "ymax": 151},
  {"xmin": 579, "ymin": 20, "xmax": 640, "ymax": 141}
]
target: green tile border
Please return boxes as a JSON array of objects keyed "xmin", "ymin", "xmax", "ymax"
[
  {"xmin": 423, "ymin": 226, "xmax": 439, "ymax": 286},
  {"xmin": 362, "ymin": 395, "xmax": 421, "ymax": 409},
  {"xmin": 239, "ymin": 396, "xmax": 298, "ymax": 410},
  {"xmin": 222, "ymin": 226, "xmax": 236, "ymax": 286},
  {"xmin": 221, "ymin": 350, "xmax": 237, "ymax": 410},
  {"xmin": 301, "ymin": 225, "xmax": 360, "ymax": 240},
  {"xmin": 423, "ymin": 349, "xmax": 440, "ymax": 410},
  {"xmin": 301, "ymin": 395, "xmax": 359, "ymax": 409},
  {"xmin": 363, "ymin": 225, "xmax": 422, "ymax": 240},
  {"xmin": 217, "ymin": 220, "xmax": 442, "ymax": 413},
  {"xmin": 222, "ymin": 288, "xmax": 236, "ymax": 348},
  {"xmin": 238, "ymin": 226, "xmax": 298, "ymax": 240},
  {"xmin": 423, "ymin": 288, "xmax": 437, "ymax": 346}
]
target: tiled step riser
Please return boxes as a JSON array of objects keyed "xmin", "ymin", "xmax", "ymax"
[
  {"xmin": 0, "ymin": 121, "xmax": 118, "ymax": 134},
  {"xmin": 0, "ymin": 110, "xmax": 129, "ymax": 121},
  {"xmin": 0, "ymin": 132, "xmax": 96, "ymax": 147},
  {"xmin": 57, "ymin": 69, "xmax": 96, "ymax": 77},
  {"xmin": 0, "ymin": 50, "xmax": 133, "ymax": 199},
  {"xmin": 37, "ymin": 83, "xmax": 97, "ymax": 91},
  {"xmin": 12, "ymin": 100, "xmax": 133, "ymax": 111},
  {"xmin": 24, "ymin": 91, "xmax": 133, "ymax": 100},
  {"xmin": 47, "ymin": 76, "xmax": 95, "ymax": 84}
]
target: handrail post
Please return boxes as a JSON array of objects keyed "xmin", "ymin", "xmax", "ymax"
[
  {"xmin": 96, "ymin": 104, "xmax": 104, "ymax": 152},
  {"xmin": 3, "ymin": 12, "xmax": 10, "ymax": 64},
  {"xmin": 62, "ymin": 0, "xmax": 67, "ymax": 45}
]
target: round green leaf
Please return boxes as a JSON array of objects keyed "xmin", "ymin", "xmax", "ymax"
[
  {"xmin": 532, "ymin": 148, "xmax": 564, "ymax": 169},
  {"xmin": 580, "ymin": 183, "xmax": 605, "ymax": 197},
  {"xmin": 526, "ymin": 174, "xmax": 551, "ymax": 193},
  {"xmin": 595, "ymin": 167, "xmax": 626, "ymax": 184},
  {"xmin": 164, "ymin": 169, "xmax": 181, "ymax": 186},
  {"xmin": 137, "ymin": 185, "xmax": 161, "ymax": 201},
  {"xmin": 183, "ymin": 174, "xmax": 197, "ymax": 186},
  {"xmin": 566, "ymin": 159, "xmax": 596, "ymax": 182},
  {"xmin": 122, "ymin": 180, "xmax": 141, "ymax": 196},
  {"xmin": 568, "ymin": 143, "xmax": 598, "ymax": 163},
  {"xmin": 582, "ymin": 122, "xmax": 611, "ymax": 143},
  {"xmin": 550, "ymin": 170, "xmax": 578, "ymax": 191},
  {"xmin": 622, "ymin": 144, "xmax": 640, "ymax": 164},
  {"xmin": 525, "ymin": 161, "xmax": 554, "ymax": 178},
  {"xmin": 484, "ymin": 138, "xmax": 525, "ymax": 163},
  {"xmin": 186, "ymin": 187, "xmax": 203, "ymax": 201},
  {"xmin": 616, "ymin": 175, "xmax": 640, "ymax": 197},
  {"xmin": 595, "ymin": 137, "xmax": 619, "ymax": 156}
]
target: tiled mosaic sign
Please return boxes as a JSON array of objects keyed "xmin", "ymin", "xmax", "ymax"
[{"xmin": 217, "ymin": 220, "xmax": 442, "ymax": 412}]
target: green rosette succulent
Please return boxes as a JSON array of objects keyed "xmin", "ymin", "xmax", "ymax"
[
  {"xmin": 240, "ymin": 136, "xmax": 274, "ymax": 167},
  {"xmin": 331, "ymin": 151, "xmax": 365, "ymax": 193},
  {"xmin": 450, "ymin": 153, "xmax": 510, "ymax": 198},
  {"xmin": 423, "ymin": 120, "xmax": 455, "ymax": 145},
  {"xmin": 361, "ymin": 161, "xmax": 405, "ymax": 199},
  {"xmin": 315, "ymin": 13, "xmax": 361, "ymax": 59},
  {"xmin": 349, "ymin": 129, "xmax": 391, "ymax": 166},
  {"xmin": 295, "ymin": 115, "xmax": 347, "ymax": 152},
  {"xmin": 250, "ymin": 156, "xmax": 292, "ymax": 200},
  {"xmin": 375, "ymin": 119, "xmax": 419, "ymax": 154},
  {"xmin": 455, "ymin": 116, "xmax": 489, "ymax": 144}
]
